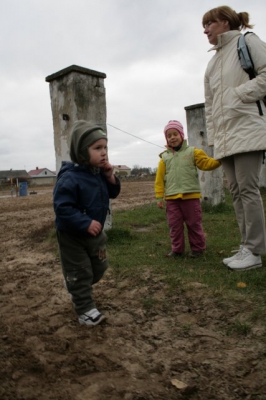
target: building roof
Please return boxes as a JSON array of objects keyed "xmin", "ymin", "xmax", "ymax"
[
  {"xmin": 113, "ymin": 165, "xmax": 131, "ymax": 170},
  {"xmin": 28, "ymin": 168, "xmax": 56, "ymax": 177},
  {"xmin": 0, "ymin": 170, "xmax": 29, "ymax": 179}
]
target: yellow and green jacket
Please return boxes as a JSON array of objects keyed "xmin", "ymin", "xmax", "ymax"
[{"xmin": 155, "ymin": 141, "xmax": 221, "ymax": 201}]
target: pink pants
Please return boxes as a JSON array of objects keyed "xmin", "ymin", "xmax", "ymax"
[{"xmin": 166, "ymin": 198, "xmax": 206, "ymax": 253}]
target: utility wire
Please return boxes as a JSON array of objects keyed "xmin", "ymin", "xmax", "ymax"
[{"xmin": 107, "ymin": 123, "xmax": 165, "ymax": 149}]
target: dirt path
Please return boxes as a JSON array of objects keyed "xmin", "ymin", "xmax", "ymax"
[{"xmin": 0, "ymin": 180, "xmax": 265, "ymax": 400}]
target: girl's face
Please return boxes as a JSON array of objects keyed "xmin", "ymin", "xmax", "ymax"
[
  {"xmin": 88, "ymin": 139, "xmax": 108, "ymax": 167},
  {"xmin": 166, "ymin": 129, "xmax": 183, "ymax": 147},
  {"xmin": 203, "ymin": 19, "xmax": 230, "ymax": 45}
]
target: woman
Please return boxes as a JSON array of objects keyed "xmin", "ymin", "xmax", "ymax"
[{"xmin": 202, "ymin": 6, "xmax": 266, "ymax": 270}]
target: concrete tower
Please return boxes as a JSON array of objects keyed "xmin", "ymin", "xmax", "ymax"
[
  {"xmin": 46, "ymin": 65, "xmax": 107, "ymax": 172},
  {"xmin": 46, "ymin": 65, "xmax": 113, "ymax": 229}
]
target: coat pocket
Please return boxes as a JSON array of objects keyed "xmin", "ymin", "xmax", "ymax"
[{"xmin": 222, "ymin": 86, "xmax": 258, "ymax": 120}]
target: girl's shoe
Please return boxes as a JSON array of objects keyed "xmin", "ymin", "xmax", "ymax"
[
  {"xmin": 189, "ymin": 251, "xmax": 204, "ymax": 258},
  {"xmin": 166, "ymin": 251, "xmax": 183, "ymax": 258}
]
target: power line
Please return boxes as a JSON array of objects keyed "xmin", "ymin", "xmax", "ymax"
[{"xmin": 107, "ymin": 123, "xmax": 165, "ymax": 149}]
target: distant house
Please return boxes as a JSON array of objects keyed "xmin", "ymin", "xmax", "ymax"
[
  {"xmin": 28, "ymin": 167, "xmax": 56, "ymax": 178},
  {"xmin": 113, "ymin": 165, "xmax": 131, "ymax": 177},
  {"xmin": 0, "ymin": 169, "xmax": 29, "ymax": 185},
  {"xmin": 28, "ymin": 167, "xmax": 56, "ymax": 186}
]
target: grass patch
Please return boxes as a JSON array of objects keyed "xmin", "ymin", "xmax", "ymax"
[
  {"xmin": 226, "ymin": 320, "xmax": 252, "ymax": 336},
  {"xmin": 107, "ymin": 227, "xmax": 133, "ymax": 244},
  {"xmin": 107, "ymin": 189, "xmax": 266, "ymax": 330},
  {"xmin": 141, "ymin": 297, "xmax": 161, "ymax": 310},
  {"xmin": 46, "ymin": 188, "xmax": 266, "ymax": 336}
]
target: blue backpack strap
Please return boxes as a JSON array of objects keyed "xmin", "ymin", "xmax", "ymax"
[
  {"xmin": 237, "ymin": 32, "xmax": 264, "ymax": 116},
  {"xmin": 237, "ymin": 32, "xmax": 254, "ymax": 73}
]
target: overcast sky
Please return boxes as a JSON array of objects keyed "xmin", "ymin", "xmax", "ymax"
[{"xmin": 1, "ymin": 0, "xmax": 266, "ymax": 172}]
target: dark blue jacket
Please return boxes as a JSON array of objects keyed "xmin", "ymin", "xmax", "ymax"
[{"xmin": 53, "ymin": 162, "xmax": 120, "ymax": 236}]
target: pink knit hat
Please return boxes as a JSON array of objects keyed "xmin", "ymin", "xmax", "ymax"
[{"xmin": 164, "ymin": 120, "xmax": 185, "ymax": 140}]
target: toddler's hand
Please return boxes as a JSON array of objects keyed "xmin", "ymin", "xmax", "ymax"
[
  {"xmin": 101, "ymin": 162, "xmax": 116, "ymax": 183},
  {"xmin": 101, "ymin": 162, "xmax": 114, "ymax": 179},
  {"xmin": 87, "ymin": 220, "xmax": 102, "ymax": 236}
]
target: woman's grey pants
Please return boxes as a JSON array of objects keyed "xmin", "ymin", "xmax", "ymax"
[
  {"xmin": 221, "ymin": 151, "xmax": 266, "ymax": 254},
  {"xmin": 56, "ymin": 230, "xmax": 108, "ymax": 315}
]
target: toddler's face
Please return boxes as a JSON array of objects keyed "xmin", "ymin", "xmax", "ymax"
[
  {"xmin": 88, "ymin": 139, "xmax": 108, "ymax": 167},
  {"xmin": 166, "ymin": 129, "xmax": 183, "ymax": 147}
]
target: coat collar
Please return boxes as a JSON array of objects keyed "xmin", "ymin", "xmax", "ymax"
[
  {"xmin": 208, "ymin": 30, "xmax": 242, "ymax": 52},
  {"xmin": 159, "ymin": 140, "xmax": 189, "ymax": 158},
  {"xmin": 164, "ymin": 139, "xmax": 188, "ymax": 153}
]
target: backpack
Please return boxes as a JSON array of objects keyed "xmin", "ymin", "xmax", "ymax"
[{"xmin": 237, "ymin": 32, "xmax": 266, "ymax": 115}]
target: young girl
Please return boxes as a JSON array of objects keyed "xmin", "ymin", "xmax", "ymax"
[{"xmin": 155, "ymin": 120, "xmax": 221, "ymax": 258}]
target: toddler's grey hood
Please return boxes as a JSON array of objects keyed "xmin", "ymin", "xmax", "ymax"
[{"xmin": 70, "ymin": 120, "xmax": 107, "ymax": 164}]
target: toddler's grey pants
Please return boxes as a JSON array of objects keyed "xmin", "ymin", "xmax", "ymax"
[{"xmin": 56, "ymin": 230, "xmax": 108, "ymax": 315}]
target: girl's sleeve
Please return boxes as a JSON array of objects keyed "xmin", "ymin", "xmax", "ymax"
[
  {"xmin": 154, "ymin": 159, "xmax": 166, "ymax": 199},
  {"xmin": 194, "ymin": 148, "xmax": 221, "ymax": 170}
]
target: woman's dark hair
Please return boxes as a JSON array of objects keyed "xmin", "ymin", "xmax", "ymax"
[{"xmin": 202, "ymin": 5, "xmax": 254, "ymax": 30}]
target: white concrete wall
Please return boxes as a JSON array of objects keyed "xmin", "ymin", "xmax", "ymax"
[{"xmin": 185, "ymin": 103, "xmax": 225, "ymax": 206}]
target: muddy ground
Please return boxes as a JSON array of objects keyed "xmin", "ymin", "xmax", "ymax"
[{"xmin": 0, "ymin": 180, "xmax": 266, "ymax": 400}]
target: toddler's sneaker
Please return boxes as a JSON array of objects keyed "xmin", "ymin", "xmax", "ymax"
[
  {"xmin": 78, "ymin": 308, "xmax": 106, "ymax": 327},
  {"xmin": 227, "ymin": 247, "xmax": 262, "ymax": 271},
  {"xmin": 223, "ymin": 245, "xmax": 243, "ymax": 266}
]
